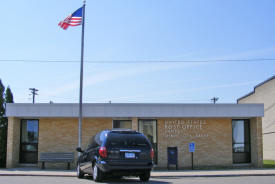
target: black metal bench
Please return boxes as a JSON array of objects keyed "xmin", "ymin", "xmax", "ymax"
[{"xmin": 39, "ymin": 152, "xmax": 74, "ymax": 170}]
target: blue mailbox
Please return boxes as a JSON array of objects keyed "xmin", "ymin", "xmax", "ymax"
[{"xmin": 167, "ymin": 147, "xmax": 178, "ymax": 170}]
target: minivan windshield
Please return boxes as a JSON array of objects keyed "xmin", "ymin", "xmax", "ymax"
[{"xmin": 106, "ymin": 133, "xmax": 150, "ymax": 148}]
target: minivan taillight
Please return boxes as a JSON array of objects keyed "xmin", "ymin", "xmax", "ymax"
[
  {"xmin": 99, "ymin": 146, "xmax": 107, "ymax": 158},
  {"xmin": 150, "ymin": 148, "xmax": 154, "ymax": 160}
]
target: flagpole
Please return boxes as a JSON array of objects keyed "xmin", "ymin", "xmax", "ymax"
[{"xmin": 78, "ymin": 0, "xmax": 86, "ymax": 152}]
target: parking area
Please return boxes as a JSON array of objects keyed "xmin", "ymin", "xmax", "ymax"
[{"xmin": 1, "ymin": 175, "xmax": 275, "ymax": 184}]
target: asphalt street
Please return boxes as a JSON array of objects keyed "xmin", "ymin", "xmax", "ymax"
[{"xmin": 0, "ymin": 176, "xmax": 275, "ymax": 184}]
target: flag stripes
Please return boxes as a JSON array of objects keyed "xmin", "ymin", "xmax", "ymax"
[{"xmin": 58, "ymin": 7, "xmax": 83, "ymax": 30}]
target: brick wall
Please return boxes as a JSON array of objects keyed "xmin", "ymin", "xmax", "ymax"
[
  {"xmin": 38, "ymin": 118, "xmax": 112, "ymax": 169},
  {"xmin": 250, "ymin": 117, "xmax": 263, "ymax": 167},
  {"xmin": 157, "ymin": 118, "xmax": 233, "ymax": 169},
  {"xmin": 6, "ymin": 117, "xmax": 263, "ymax": 169},
  {"xmin": 6, "ymin": 117, "xmax": 20, "ymax": 168}
]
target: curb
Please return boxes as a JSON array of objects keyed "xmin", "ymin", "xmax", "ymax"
[
  {"xmin": 1, "ymin": 173, "xmax": 275, "ymax": 178},
  {"xmin": 151, "ymin": 174, "xmax": 275, "ymax": 178},
  {"xmin": 0, "ymin": 174, "xmax": 75, "ymax": 177}
]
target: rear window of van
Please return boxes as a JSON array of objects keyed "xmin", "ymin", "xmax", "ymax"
[{"xmin": 106, "ymin": 133, "xmax": 150, "ymax": 148}]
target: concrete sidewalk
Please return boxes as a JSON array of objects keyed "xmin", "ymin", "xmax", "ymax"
[{"xmin": 1, "ymin": 168, "xmax": 275, "ymax": 178}]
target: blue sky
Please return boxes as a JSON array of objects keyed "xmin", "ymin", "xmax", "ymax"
[{"xmin": 0, "ymin": 0, "xmax": 275, "ymax": 103}]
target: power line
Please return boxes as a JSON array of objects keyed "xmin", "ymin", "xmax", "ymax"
[{"xmin": 0, "ymin": 58, "xmax": 275, "ymax": 63}]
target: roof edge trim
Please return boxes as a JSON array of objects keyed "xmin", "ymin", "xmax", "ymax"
[{"xmin": 237, "ymin": 75, "xmax": 275, "ymax": 102}]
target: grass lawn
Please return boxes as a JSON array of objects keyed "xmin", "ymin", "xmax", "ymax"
[{"xmin": 263, "ymin": 160, "xmax": 275, "ymax": 168}]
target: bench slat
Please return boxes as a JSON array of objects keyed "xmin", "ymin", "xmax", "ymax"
[
  {"xmin": 39, "ymin": 152, "xmax": 75, "ymax": 170},
  {"xmin": 39, "ymin": 152, "xmax": 74, "ymax": 162}
]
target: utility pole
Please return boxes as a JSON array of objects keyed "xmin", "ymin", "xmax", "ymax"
[
  {"xmin": 29, "ymin": 88, "xmax": 39, "ymax": 103},
  {"xmin": 211, "ymin": 97, "xmax": 219, "ymax": 104}
]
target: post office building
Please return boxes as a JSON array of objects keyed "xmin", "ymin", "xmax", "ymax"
[{"xmin": 5, "ymin": 103, "xmax": 264, "ymax": 169}]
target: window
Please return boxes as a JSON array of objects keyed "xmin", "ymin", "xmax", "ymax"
[
  {"xmin": 86, "ymin": 134, "xmax": 99, "ymax": 151},
  {"xmin": 138, "ymin": 119, "xmax": 158, "ymax": 164},
  {"xmin": 106, "ymin": 133, "xmax": 150, "ymax": 148},
  {"xmin": 20, "ymin": 120, "xmax": 39, "ymax": 163},
  {"xmin": 113, "ymin": 120, "xmax": 132, "ymax": 129},
  {"xmin": 138, "ymin": 120, "xmax": 157, "ymax": 144},
  {"xmin": 232, "ymin": 119, "xmax": 251, "ymax": 163}
]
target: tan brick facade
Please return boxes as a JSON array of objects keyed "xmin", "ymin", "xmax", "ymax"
[
  {"xmin": 157, "ymin": 118, "xmax": 233, "ymax": 169},
  {"xmin": 38, "ymin": 118, "xmax": 112, "ymax": 168},
  {"xmin": 6, "ymin": 117, "xmax": 20, "ymax": 168},
  {"xmin": 250, "ymin": 117, "xmax": 263, "ymax": 167},
  {"xmin": 6, "ymin": 117, "xmax": 263, "ymax": 169}
]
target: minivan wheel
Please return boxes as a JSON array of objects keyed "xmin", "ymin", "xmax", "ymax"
[
  {"xmin": 139, "ymin": 170, "xmax": 150, "ymax": 182},
  {"xmin": 93, "ymin": 164, "xmax": 103, "ymax": 182},
  {"xmin": 77, "ymin": 163, "xmax": 84, "ymax": 178}
]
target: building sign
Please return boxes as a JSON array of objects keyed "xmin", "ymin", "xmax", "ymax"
[{"xmin": 164, "ymin": 120, "xmax": 209, "ymax": 138}]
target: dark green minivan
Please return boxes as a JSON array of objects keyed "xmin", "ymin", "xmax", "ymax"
[{"xmin": 76, "ymin": 129, "xmax": 154, "ymax": 182}]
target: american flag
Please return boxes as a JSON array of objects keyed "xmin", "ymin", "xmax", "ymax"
[{"xmin": 58, "ymin": 7, "xmax": 83, "ymax": 30}]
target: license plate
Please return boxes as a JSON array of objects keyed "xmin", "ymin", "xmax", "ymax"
[{"xmin": 125, "ymin": 152, "xmax": 135, "ymax": 158}]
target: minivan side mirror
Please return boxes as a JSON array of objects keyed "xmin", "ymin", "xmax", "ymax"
[{"xmin": 76, "ymin": 147, "xmax": 83, "ymax": 153}]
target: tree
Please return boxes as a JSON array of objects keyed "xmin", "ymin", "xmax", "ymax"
[
  {"xmin": 0, "ymin": 80, "xmax": 4, "ymax": 120},
  {"xmin": 0, "ymin": 81, "xmax": 14, "ymax": 167},
  {"xmin": 5, "ymin": 86, "xmax": 14, "ymax": 104},
  {"xmin": 0, "ymin": 80, "xmax": 5, "ymax": 167}
]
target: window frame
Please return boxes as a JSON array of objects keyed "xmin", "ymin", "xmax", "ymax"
[
  {"xmin": 112, "ymin": 119, "xmax": 132, "ymax": 129},
  {"xmin": 232, "ymin": 119, "xmax": 250, "ymax": 153},
  {"xmin": 232, "ymin": 119, "xmax": 251, "ymax": 164},
  {"xmin": 19, "ymin": 119, "xmax": 39, "ymax": 164},
  {"xmin": 138, "ymin": 119, "xmax": 158, "ymax": 164}
]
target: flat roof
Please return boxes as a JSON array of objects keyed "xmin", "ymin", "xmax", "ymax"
[{"xmin": 6, "ymin": 103, "xmax": 264, "ymax": 118}]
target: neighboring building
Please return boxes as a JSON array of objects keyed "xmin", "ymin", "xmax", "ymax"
[
  {"xmin": 238, "ymin": 75, "xmax": 275, "ymax": 161},
  {"xmin": 6, "ymin": 103, "xmax": 264, "ymax": 169}
]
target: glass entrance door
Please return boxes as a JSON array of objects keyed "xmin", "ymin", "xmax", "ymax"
[
  {"xmin": 20, "ymin": 120, "xmax": 39, "ymax": 163},
  {"xmin": 232, "ymin": 119, "xmax": 251, "ymax": 163},
  {"xmin": 138, "ymin": 120, "xmax": 157, "ymax": 164}
]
